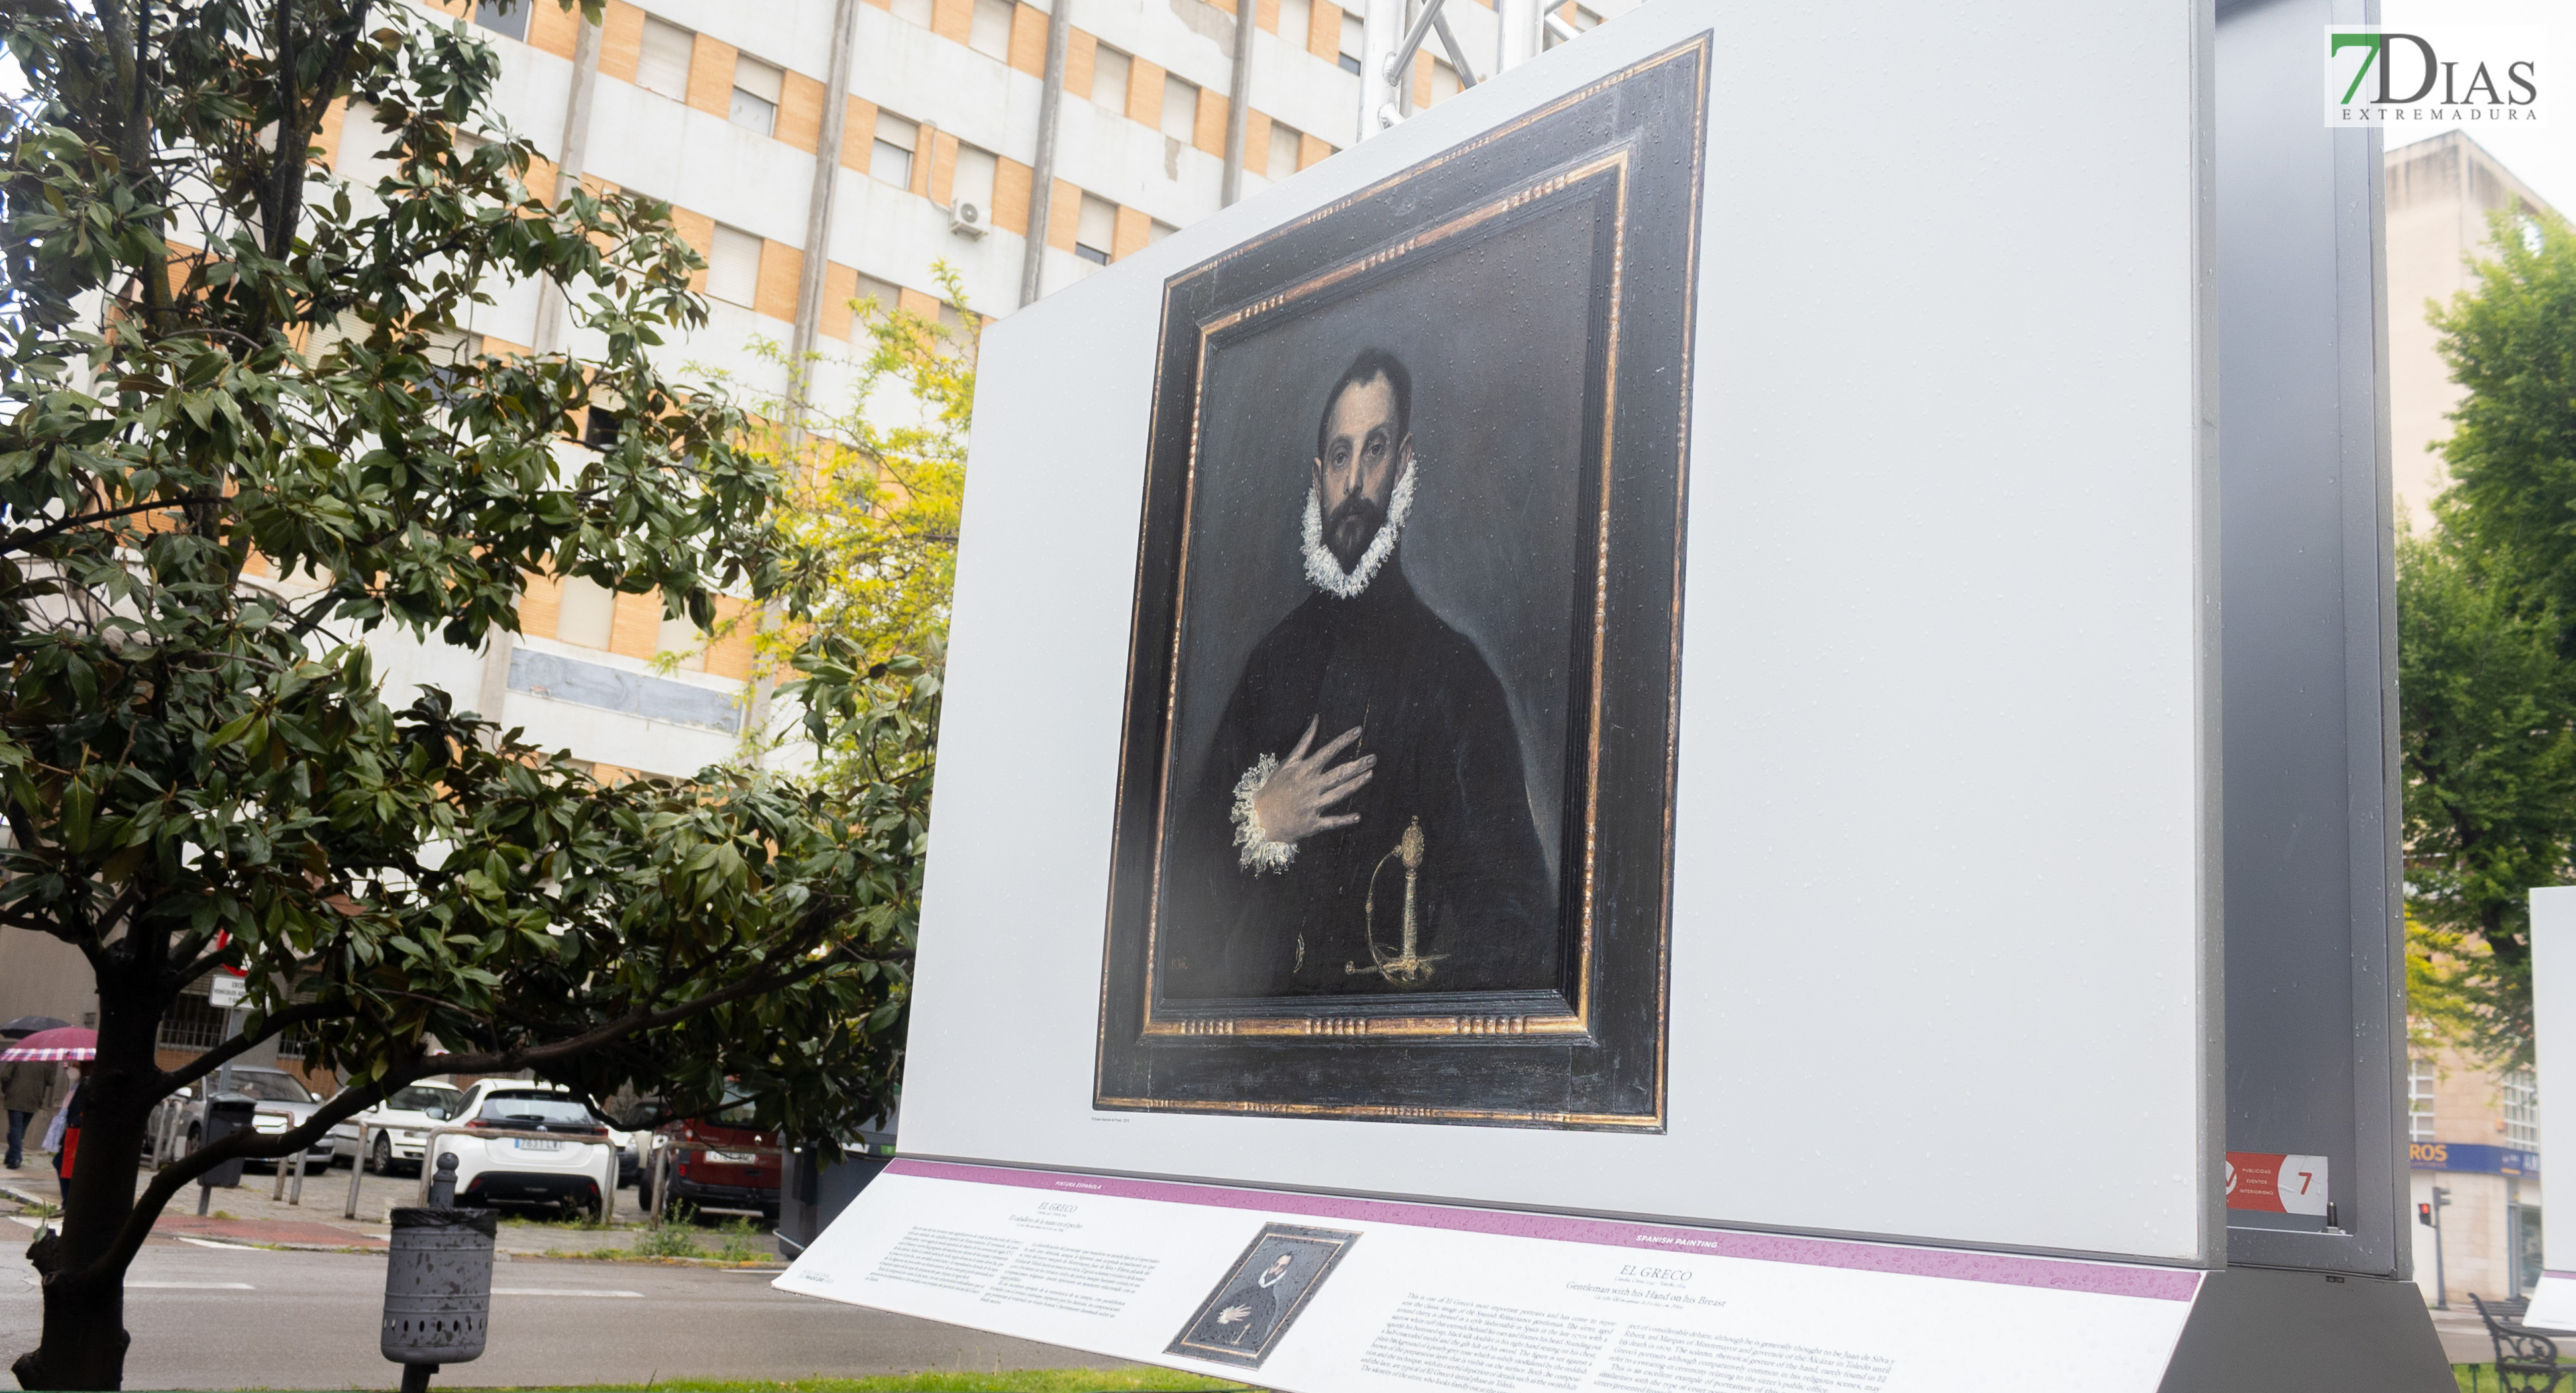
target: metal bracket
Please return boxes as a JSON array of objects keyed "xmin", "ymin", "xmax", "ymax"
[{"xmin": 1385, "ymin": 0, "xmax": 1480, "ymax": 89}]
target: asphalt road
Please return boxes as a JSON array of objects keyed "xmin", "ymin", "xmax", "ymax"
[{"xmin": 2, "ymin": 1234, "xmax": 1135, "ymax": 1389}]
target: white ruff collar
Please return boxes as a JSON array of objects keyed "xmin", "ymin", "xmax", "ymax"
[{"xmin": 1301, "ymin": 459, "xmax": 1416, "ymax": 600}]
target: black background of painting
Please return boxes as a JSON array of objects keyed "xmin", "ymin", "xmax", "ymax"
[
  {"xmin": 1097, "ymin": 35, "xmax": 1707, "ymax": 1129},
  {"xmin": 1169, "ymin": 204, "xmax": 1595, "ymax": 894}
]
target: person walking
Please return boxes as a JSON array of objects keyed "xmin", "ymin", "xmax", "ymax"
[
  {"xmin": 1, "ymin": 1055, "xmax": 60, "ymax": 1169},
  {"xmin": 42, "ymin": 1067, "xmax": 81, "ymax": 1182}
]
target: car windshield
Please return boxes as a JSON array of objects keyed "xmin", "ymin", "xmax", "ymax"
[
  {"xmin": 388, "ymin": 1085, "xmax": 462, "ymax": 1114},
  {"xmin": 478, "ymin": 1095, "xmax": 595, "ymax": 1127},
  {"xmin": 709, "ymin": 1086, "xmax": 760, "ymax": 1127},
  {"xmin": 223, "ymin": 1073, "xmax": 311, "ymax": 1103}
]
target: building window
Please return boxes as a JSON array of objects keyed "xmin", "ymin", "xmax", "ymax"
[
  {"xmin": 472, "ymin": 1, "xmax": 529, "ymax": 42},
  {"xmin": 1430, "ymin": 58, "xmax": 1461, "ymax": 105},
  {"xmin": 969, "ymin": 0, "xmax": 1016, "ymax": 60},
  {"xmin": 657, "ymin": 613, "xmax": 708, "ymax": 672},
  {"xmin": 1279, "ymin": 0, "xmax": 1313, "ymax": 54},
  {"xmin": 849, "ymin": 272, "xmax": 904, "ymax": 335},
  {"xmin": 1091, "ymin": 46, "xmax": 1133, "ymax": 111},
  {"xmin": 2409, "ymin": 1056, "xmax": 2436, "ymax": 1143},
  {"xmin": 1075, "ymin": 194, "xmax": 1116, "ymax": 265},
  {"xmin": 2506, "ymin": 1066, "xmax": 2542, "ymax": 1151},
  {"xmin": 730, "ymin": 56, "xmax": 783, "ymax": 137},
  {"xmin": 582, "ymin": 408, "xmax": 622, "ymax": 451},
  {"xmin": 1161, "ymin": 75, "xmax": 1200, "ymax": 143},
  {"xmin": 1147, "ymin": 219, "xmax": 1175, "ymax": 245},
  {"xmin": 952, "ymin": 142, "xmax": 998, "ymax": 215},
  {"xmin": 707, "ymin": 225, "xmax": 763, "ymax": 306},
  {"xmin": 159, "ymin": 991, "xmax": 231, "ymax": 1052},
  {"xmin": 1338, "ymin": 13, "xmax": 1364, "ymax": 75},
  {"xmin": 891, "ymin": 0, "xmax": 935, "ymax": 27},
  {"xmin": 1267, "ymin": 120, "xmax": 1303, "ymax": 178},
  {"xmin": 871, "ymin": 113, "xmax": 918, "ymax": 188},
  {"xmin": 635, "ymin": 17, "xmax": 694, "ymax": 101},
  {"xmin": 555, "ymin": 575, "xmax": 616, "ymax": 649}
]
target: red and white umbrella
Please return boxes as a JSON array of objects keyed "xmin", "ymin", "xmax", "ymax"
[{"xmin": 0, "ymin": 1027, "xmax": 95, "ymax": 1062}]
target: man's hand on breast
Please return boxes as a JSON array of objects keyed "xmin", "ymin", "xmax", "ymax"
[{"xmin": 1232, "ymin": 716, "xmax": 1373, "ymax": 871}]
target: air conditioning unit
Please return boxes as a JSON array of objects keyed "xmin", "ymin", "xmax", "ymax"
[{"xmin": 949, "ymin": 199, "xmax": 991, "ymax": 239}]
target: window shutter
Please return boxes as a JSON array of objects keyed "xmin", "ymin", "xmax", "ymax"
[
  {"xmin": 1091, "ymin": 48, "xmax": 1132, "ymax": 109},
  {"xmin": 969, "ymin": 0, "xmax": 1016, "ymax": 59},
  {"xmin": 636, "ymin": 18, "xmax": 694, "ymax": 99},
  {"xmin": 708, "ymin": 225, "xmax": 764, "ymax": 306},
  {"xmin": 1160, "ymin": 76, "xmax": 1199, "ymax": 142}
]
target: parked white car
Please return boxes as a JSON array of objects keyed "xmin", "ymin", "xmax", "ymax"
[
  {"xmin": 425, "ymin": 1080, "xmax": 619, "ymax": 1216},
  {"xmin": 325, "ymin": 1079, "xmax": 465, "ymax": 1176}
]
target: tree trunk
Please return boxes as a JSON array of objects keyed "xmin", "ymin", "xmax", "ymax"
[{"xmin": 13, "ymin": 979, "xmax": 158, "ymax": 1390}]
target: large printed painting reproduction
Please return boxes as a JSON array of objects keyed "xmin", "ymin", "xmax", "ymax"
[{"xmin": 1097, "ymin": 38, "xmax": 1710, "ymax": 1129}]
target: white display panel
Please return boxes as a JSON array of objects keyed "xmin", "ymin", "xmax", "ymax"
[
  {"xmin": 902, "ymin": 0, "xmax": 2214, "ymax": 1263},
  {"xmin": 778, "ymin": 1164, "xmax": 2202, "ymax": 1393},
  {"xmin": 2525, "ymin": 887, "xmax": 2576, "ymax": 1327}
]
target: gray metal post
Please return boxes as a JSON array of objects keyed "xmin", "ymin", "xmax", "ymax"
[
  {"xmin": 287, "ymin": 1141, "xmax": 307, "ymax": 1205},
  {"xmin": 1356, "ymin": 0, "xmax": 1405, "ymax": 139},
  {"xmin": 1019, "ymin": 0, "xmax": 1073, "ymax": 306},
  {"xmin": 530, "ymin": 10, "xmax": 604, "ymax": 359},
  {"xmin": 345, "ymin": 1121, "xmax": 368, "ymax": 1219},
  {"xmin": 1219, "ymin": 0, "xmax": 1254, "ymax": 206},
  {"xmin": 1493, "ymin": 0, "xmax": 1538, "ymax": 74},
  {"xmin": 787, "ymin": 0, "xmax": 860, "ymax": 444},
  {"xmin": 2432, "ymin": 1185, "xmax": 2450, "ymax": 1308}
]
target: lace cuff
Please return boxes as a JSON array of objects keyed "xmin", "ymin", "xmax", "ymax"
[{"xmin": 1231, "ymin": 754, "xmax": 1297, "ymax": 873}]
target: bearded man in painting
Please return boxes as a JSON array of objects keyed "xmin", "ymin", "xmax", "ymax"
[{"xmin": 1165, "ymin": 348, "xmax": 1554, "ymax": 999}]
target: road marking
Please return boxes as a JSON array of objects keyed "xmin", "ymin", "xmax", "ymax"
[
  {"xmin": 130, "ymin": 1282, "xmax": 256, "ymax": 1290},
  {"xmin": 174, "ymin": 1237, "xmax": 263, "ymax": 1251},
  {"xmin": 491, "ymin": 1287, "xmax": 645, "ymax": 1298}
]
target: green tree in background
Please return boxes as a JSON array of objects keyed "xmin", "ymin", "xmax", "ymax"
[
  {"xmin": 2401, "ymin": 209, "xmax": 2576, "ymax": 1066},
  {"xmin": 0, "ymin": 3, "xmax": 924, "ymax": 1384}
]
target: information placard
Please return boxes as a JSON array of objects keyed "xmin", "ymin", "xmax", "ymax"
[{"xmin": 779, "ymin": 1162, "xmax": 2202, "ymax": 1393}]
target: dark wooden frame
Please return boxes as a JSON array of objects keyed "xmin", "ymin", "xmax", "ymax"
[{"xmin": 1095, "ymin": 36, "xmax": 1710, "ymax": 1130}]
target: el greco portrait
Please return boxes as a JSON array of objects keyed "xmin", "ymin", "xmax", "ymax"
[
  {"xmin": 1096, "ymin": 38, "xmax": 1709, "ymax": 1129},
  {"xmin": 1165, "ymin": 1223, "xmax": 1358, "ymax": 1369}
]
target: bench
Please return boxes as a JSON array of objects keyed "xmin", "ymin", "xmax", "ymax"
[{"xmin": 2472, "ymin": 1293, "xmax": 2570, "ymax": 1393}]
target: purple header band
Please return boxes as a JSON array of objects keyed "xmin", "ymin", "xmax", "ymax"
[{"xmin": 886, "ymin": 1159, "xmax": 2201, "ymax": 1302}]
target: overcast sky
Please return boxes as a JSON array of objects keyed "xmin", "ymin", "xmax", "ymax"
[{"xmin": 2381, "ymin": 0, "xmax": 2570, "ymax": 214}]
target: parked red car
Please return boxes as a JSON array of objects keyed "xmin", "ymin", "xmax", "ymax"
[{"xmin": 636, "ymin": 1088, "xmax": 780, "ymax": 1221}]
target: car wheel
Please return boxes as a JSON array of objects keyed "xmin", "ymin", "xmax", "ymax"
[
  {"xmin": 370, "ymin": 1133, "xmax": 394, "ymax": 1176},
  {"xmin": 184, "ymin": 1125, "xmax": 201, "ymax": 1157}
]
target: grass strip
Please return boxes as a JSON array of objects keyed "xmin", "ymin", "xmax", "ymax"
[{"xmin": 445, "ymin": 1370, "xmax": 1249, "ymax": 1392}]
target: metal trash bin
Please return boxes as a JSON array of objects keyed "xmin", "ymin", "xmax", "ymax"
[
  {"xmin": 381, "ymin": 1170, "xmax": 495, "ymax": 1392},
  {"xmin": 198, "ymin": 1097, "xmax": 256, "ymax": 1189}
]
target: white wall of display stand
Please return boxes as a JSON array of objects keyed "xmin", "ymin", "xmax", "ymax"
[{"xmin": 775, "ymin": 1, "xmax": 2454, "ymax": 1388}]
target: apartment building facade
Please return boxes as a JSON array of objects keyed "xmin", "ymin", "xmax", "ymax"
[{"xmin": 0, "ymin": 0, "xmax": 1638, "ymax": 1082}]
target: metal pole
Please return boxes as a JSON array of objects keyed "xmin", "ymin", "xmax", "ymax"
[
  {"xmin": 1493, "ymin": 0, "xmax": 1538, "ymax": 72},
  {"xmin": 1019, "ymin": 0, "xmax": 1073, "ymax": 307},
  {"xmin": 1356, "ymin": 0, "xmax": 1405, "ymax": 139},
  {"xmin": 786, "ymin": 0, "xmax": 860, "ymax": 445},
  {"xmin": 345, "ymin": 1121, "xmax": 368, "ymax": 1219},
  {"xmin": 1220, "ymin": 0, "xmax": 1255, "ymax": 206},
  {"xmin": 271, "ymin": 1144, "xmax": 290, "ymax": 1201},
  {"xmin": 2432, "ymin": 1184, "xmax": 2451, "ymax": 1308},
  {"xmin": 530, "ymin": 10, "xmax": 604, "ymax": 359},
  {"xmin": 287, "ymin": 1140, "xmax": 307, "ymax": 1205}
]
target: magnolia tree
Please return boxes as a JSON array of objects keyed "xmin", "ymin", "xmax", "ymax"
[{"xmin": 0, "ymin": 2, "xmax": 928, "ymax": 1386}]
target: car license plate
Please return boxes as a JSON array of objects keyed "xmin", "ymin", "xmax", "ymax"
[
  {"xmin": 514, "ymin": 1138, "xmax": 563, "ymax": 1152},
  {"xmin": 705, "ymin": 1150, "xmax": 760, "ymax": 1164}
]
